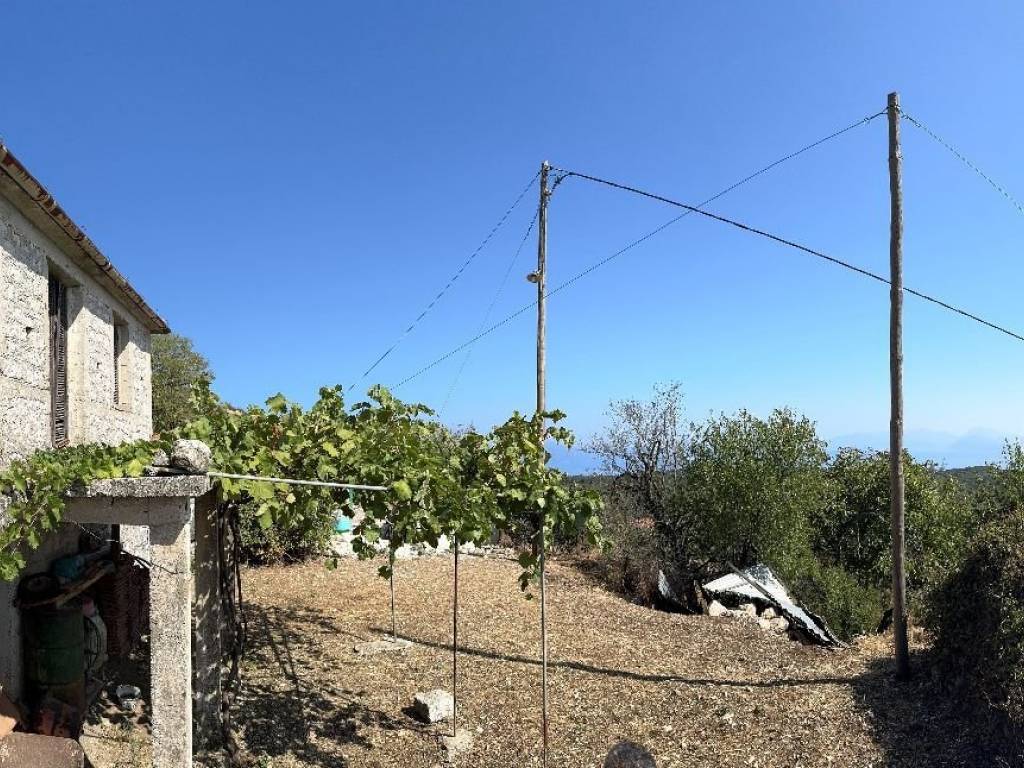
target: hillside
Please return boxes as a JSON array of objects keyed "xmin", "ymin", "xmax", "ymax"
[{"xmin": 229, "ymin": 555, "xmax": 997, "ymax": 767}]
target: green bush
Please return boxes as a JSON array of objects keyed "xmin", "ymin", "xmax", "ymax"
[
  {"xmin": 238, "ymin": 499, "xmax": 336, "ymax": 565},
  {"xmin": 816, "ymin": 448, "xmax": 974, "ymax": 595},
  {"xmin": 927, "ymin": 509, "xmax": 1024, "ymax": 736},
  {"xmin": 788, "ymin": 560, "xmax": 884, "ymax": 640},
  {"xmin": 683, "ymin": 408, "xmax": 830, "ymax": 580}
]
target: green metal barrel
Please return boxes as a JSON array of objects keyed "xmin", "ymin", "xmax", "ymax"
[{"xmin": 21, "ymin": 600, "xmax": 85, "ymax": 710}]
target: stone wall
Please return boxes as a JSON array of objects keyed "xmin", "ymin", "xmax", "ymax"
[
  {"xmin": 0, "ymin": 194, "xmax": 153, "ymax": 463},
  {"xmin": 0, "ymin": 192, "xmax": 156, "ymax": 701}
]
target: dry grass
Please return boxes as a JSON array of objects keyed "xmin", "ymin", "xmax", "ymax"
[{"xmin": 234, "ymin": 554, "xmax": 996, "ymax": 768}]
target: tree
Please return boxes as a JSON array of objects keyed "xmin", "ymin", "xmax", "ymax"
[
  {"xmin": 151, "ymin": 333, "xmax": 213, "ymax": 435},
  {"xmin": 816, "ymin": 447, "xmax": 973, "ymax": 592},
  {"xmin": 683, "ymin": 408, "xmax": 831, "ymax": 580}
]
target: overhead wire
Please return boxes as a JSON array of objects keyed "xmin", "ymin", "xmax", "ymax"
[
  {"xmin": 439, "ymin": 204, "xmax": 541, "ymax": 415},
  {"xmin": 394, "ymin": 155, "xmax": 1024, "ymax": 390},
  {"xmin": 350, "ymin": 170, "xmax": 541, "ymax": 390},
  {"xmin": 553, "ymin": 167, "xmax": 1024, "ymax": 344},
  {"xmin": 899, "ymin": 108, "xmax": 1024, "ymax": 220},
  {"xmin": 392, "ymin": 110, "xmax": 888, "ymax": 388}
]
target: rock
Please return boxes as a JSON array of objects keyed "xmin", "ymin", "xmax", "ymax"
[
  {"xmin": 604, "ymin": 740, "xmax": 657, "ymax": 768},
  {"xmin": 757, "ymin": 618, "xmax": 773, "ymax": 631},
  {"xmin": 413, "ymin": 689, "xmax": 454, "ymax": 723},
  {"xmin": 169, "ymin": 439, "xmax": 211, "ymax": 474},
  {"xmin": 440, "ymin": 727, "xmax": 474, "ymax": 762},
  {"xmin": 738, "ymin": 603, "xmax": 757, "ymax": 617},
  {"xmin": 0, "ymin": 732, "xmax": 85, "ymax": 768},
  {"xmin": 761, "ymin": 607, "xmax": 777, "ymax": 620},
  {"xmin": 769, "ymin": 617, "xmax": 790, "ymax": 632},
  {"xmin": 150, "ymin": 449, "xmax": 170, "ymax": 467},
  {"xmin": 353, "ymin": 639, "xmax": 411, "ymax": 655},
  {"xmin": 707, "ymin": 600, "xmax": 728, "ymax": 617}
]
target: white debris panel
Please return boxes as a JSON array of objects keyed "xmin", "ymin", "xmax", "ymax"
[{"xmin": 703, "ymin": 564, "xmax": 842, "ymax": 647}]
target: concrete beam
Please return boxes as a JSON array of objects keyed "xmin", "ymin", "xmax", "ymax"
[{"xmin": 150, "ymin": 513, "xmax": 192, "ymax": 768}]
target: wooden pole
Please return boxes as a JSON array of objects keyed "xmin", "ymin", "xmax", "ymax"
[
  {"xmin": 887, "ymin": 91, "xmax": 910, "ymax": 680},
  {"xmin": 536, "ymin": 160, "xmax": 550, "ymax": 766}
]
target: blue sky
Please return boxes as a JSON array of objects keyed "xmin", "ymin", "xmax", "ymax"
[{"xmin": 4, "ymin": 3, "xmax": 1024, "ymax": 469}]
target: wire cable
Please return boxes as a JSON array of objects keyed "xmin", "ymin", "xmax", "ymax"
[
  {"xmin": 555, "ymin": 167, "xmax": 1024, "ymax": 343},
  {"xmin": 392, "ymin": 111, "xmax": 887, "ymax": 388},
  {"xmin": 900, "ymin": 108, "xmax": 1024, "ymax": 219},
  {"xmin": 350, "ymin": 170, "xmax": 540, "ymax": 390},
  {"xmin": 439, "ymin": 205, "xmax": 541, "ymax": 414},
  {"xmin": 394, "ymin": 166, "xmax": 1024, "ymax": 390}
]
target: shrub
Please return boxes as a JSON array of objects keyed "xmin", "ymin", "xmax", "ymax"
[
  {"xmin": 237, "ymin": 499, "xmax": 336, "ymax": 565},
  {"xmin": 816, "ymin": 448, "xmax": 974, "ymax": 595},
  {"xmin": 683, "ymin": 408, "xmax": 831, "ymax": 580},
  {"xmin": 788, "ymin": 561, "xmax": 884, "ymax": 639},
  {"xmin": 927, "ymin": 509, "xmax": 1024, "ymax": 737}
]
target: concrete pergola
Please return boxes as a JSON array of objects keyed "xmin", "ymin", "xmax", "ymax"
[{"xmin": 65, "ymin": 475, "xmax": 222, "ymax": 768}]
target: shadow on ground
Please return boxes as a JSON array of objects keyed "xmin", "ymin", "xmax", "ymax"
[
  {"xmin": 849, "ymin": 648, "xmax": 1023, "ymax": 768},
  {"xmin": 234, "ymin": 604, "xmax": 429, "ymax": 767},
  {"xmin": 239, "ymin": 598, "xmax": 1024, "ymax": 767}
]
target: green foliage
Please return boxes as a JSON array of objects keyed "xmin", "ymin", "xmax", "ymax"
[
  {"xmin": 927, "ymin": 507, "xmax": 1024, "ymax": 733},
  {"xmin": 152, "ymin": 333, "xmax": 213, "ymax": 434},
  {"xmin": 0, "ymin": 441, "xmax": 160, "ymax": 580},
  {"xmin": 182, "ymin": 381, "xmax": 604, "ymax": 589},
  {"xmin": 816, "ymin": 448, "xmax": 974, "ymax": 594},
  {"xmin": 588, "ymin": 387, "xmax": 979, "ymax": 639},
  {"xmin": 683, "ymin": 408, "xmax": 830, "ymax": 580},
  {"xmin": 1, "ymin": 377, "xmax": 603, "ymax": 593},
  {"xmin": 787, "ymin": 560, "xmax": 884, "ymax": 640}
]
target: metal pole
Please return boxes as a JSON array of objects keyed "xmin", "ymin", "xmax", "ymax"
[
  {"xmin": 390, "ymin": 564, "xmax": 397, "ymax": 642},
  {"xmin": 452, "ymin": 537, "xmax": 459, "ymax": 738},
  {"xmin": 535, "ymin": 160, "xmax": 550, "ymax": 766},
  {"xmin": 887, "ymin": 91, "xmax": 910, "ymax": 680}
]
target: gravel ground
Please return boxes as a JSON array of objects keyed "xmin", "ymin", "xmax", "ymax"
[{"xmin": 234, "ymin": 555, "xmax": 1002, "ymax": 768}]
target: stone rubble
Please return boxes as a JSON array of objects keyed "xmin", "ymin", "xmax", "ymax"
[
  {"xmin": 169, "ymin": 439, "xmax": 212, "ymax": 474},
  {"xmin": 708, "ymin": 599, "xmax": 791, "ymax": 634},
  {"xmin": 412, "ymin": 689, "xmax": 454, "ymax": 723}
]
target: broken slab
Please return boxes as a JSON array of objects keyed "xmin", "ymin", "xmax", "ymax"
[
  {"xmin": 440, "ymin": 727, "xmax": 473, "ymax": 762},
  {"xmin": 703, "ymin": 564, "xmax": 842, "ymax": 647},
  {"xmin": 605, "ymin": 740, "xmax": 657, "ymax": 767},
  {"xmin": 413, "ymin": 689, "xmax": 454, "ymax": 723},
  {"xmin": 353, "ymin": 638, "xmax": 412, "ymax": 655}
]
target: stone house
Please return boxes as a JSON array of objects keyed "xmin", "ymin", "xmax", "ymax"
[{"xmin": 0, "ymin": 143, "xmax": 168, "ymax": 701}]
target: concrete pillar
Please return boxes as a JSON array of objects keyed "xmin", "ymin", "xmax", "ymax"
[
  {"xmin": 192, "ymin": 492, "xmax": 222, "ymax": 749},
  {"xmin": 149, "ymin": 510, "xmax": 192, "ymax": 768}
]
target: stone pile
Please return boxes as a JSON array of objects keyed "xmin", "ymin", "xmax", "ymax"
[{"xmin": 707, "ymin": 600, "xmax": 790, "ymax": 634}]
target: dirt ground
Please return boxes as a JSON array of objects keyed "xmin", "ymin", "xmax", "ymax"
[{"xmin": 230, "ymin": 553, "xmax": 1006, "ymax": 768}]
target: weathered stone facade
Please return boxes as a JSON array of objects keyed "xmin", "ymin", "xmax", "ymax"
[
  {"xmin": 0, "ymin": 193, "xmax": 153, "ymax": 464},
  {"xmin": 0, "ymin": 156, "xmax": 161, "ymax": 702}
]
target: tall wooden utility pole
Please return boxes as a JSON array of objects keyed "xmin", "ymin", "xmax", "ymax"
[
  {"xmin": 887, "ymin": 91, "xmax": 910, "ymax": 680},
  {"xmin": 535, "ymin": 160, "xmax": 550, "ymax": 765}
]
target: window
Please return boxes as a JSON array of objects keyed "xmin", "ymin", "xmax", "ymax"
[
  {"xmin": 113, "ymin": 320, "xmax": 129, "ymax": 407},
  {"xmin": 48, "ymin": 274, "xmax": 69, "ymax": 447}
]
